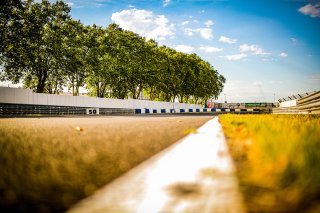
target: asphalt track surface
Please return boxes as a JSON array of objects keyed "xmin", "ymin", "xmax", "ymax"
[
  {"xmin": 0, "ymin": 114, "xmax": 213, "ymax": 146},
  {"xmin": 0, "ymin": 114, "xmax": 214, "ymax": 212},
  {"xmin": 69, "ymin": 117, "xmax": 245, "ymax": 213}
]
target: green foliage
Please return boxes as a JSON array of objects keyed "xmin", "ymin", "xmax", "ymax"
[
  {"xmin": 0, "ymin": 0, "xmax": 225, "ymax": 102},
  {"xmin": 0, "ymin": 0, "xmax": 70, "ymax": 93}
]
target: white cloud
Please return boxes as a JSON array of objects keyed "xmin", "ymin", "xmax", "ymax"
[
  {"xmin": 223, "ymin": 53, "xmax": 247, "ymax": 61},
  {"xmin": 290, "ymin": 37, "xmax": 298, "ymax": 45},
  {"xmin": 183, "ymin": 28, "xmax": 194, "ymax": 36},
  {"xmin": 219, "ymin": 36, "xmax": 237, "ymax": 44},
  {"xmin": 111, "ymin": 9, "xmax": 175, "ymax": 41},
  {"xmin": 181, "ymin": 21, "xmax": 190, "ymax": 26},
  {"xmin": 163, "ymin": 0, "xmax": 171, "ymax": 7},
  {"xmin": 199, "ymin": 28, "xmax": 213, "ymax": 39},
  {"xmin": 239, "ymin": 44, "xmax": 270, "ymax": 56},
  {"xmin": 268, "ymin": 80, "xmax": 283, "ymax": 84},
  {"xmin": 182, "ymin": 27, "xmax": 213, "ymax": 39},
  {"xmin": 174, "ymin": 45, "xmax": 195, "ymax": 54},
  {"xmin": 199, "ymin": 46, "xmax": 223, "ymax": 53},
  {"xmin": 279, "ymin": 52, "xmax": 288, "ymax": 57},
  {"xmin": 253, "ymin": 81, "xmax": 263, "ymax": 86},
  {"xmin": 66, "ymin": 2, "xmax": 74, "ymax": 7},
  {"xmin": 310, "ymin": 74, "xmax": 320, "ymax": 81},
  {"xmin": 217, "ymin": 80, "xmax": 274, "ymax": 103},
  {"xmin": 53, "ymin": 0, "xmax": 115, "ymax": 8},
  {"xmin": 239, "ymin": 44, "xmax": 257, "ymax": 52},
  {"xmin": 204, "ymin": 19, "xmax": 214, "ymax": 27},
  {"xmin": 298, "ymin": 3, "xmax": 320, "ymax": 18}
]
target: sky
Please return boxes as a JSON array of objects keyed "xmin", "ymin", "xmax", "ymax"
[{"xmin": 4, "ymin": 0, "xmax": 320, "ymax": 102}]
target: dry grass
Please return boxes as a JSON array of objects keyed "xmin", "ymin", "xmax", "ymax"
[
  {"xmin": 0, "ymin": 116, "xmax": 211, "ymax": 213},
  {"xmin": 219, "ymin": 114, "xmax": 320, "ymax": 213}
]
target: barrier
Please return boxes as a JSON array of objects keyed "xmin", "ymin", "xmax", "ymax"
[
  {"xmin": 0, "ymin": 87, "xmax": 203, "ymax": 110},
  {"xmin": 0, "ymin": 87, "xmax": 263, "ymax": 116},
  {"xmin": 297, "ymin": 91, "xmax": 320, "ymax": 114},
  {"xmin": 0, "ymin": 87, "xmax": 203, "ymax": 115},
  {"xmin": 0, "ymin": 103, "xmax": 134, "ymax": 116},
  {"xmin": 273, "ymin": 91, "xmax": 320, "ymax": 114}
]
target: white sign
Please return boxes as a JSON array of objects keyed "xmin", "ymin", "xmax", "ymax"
[{"xmin": 86, "ymin": 108, "xmax": 99, "ymax": 115}]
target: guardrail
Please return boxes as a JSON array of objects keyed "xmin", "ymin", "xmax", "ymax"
[
  {"xmin": 297, "ymin": 91, "xmax": 320, "ymax": 114},
  {"xmin": 272, "ymin": 106, "xmax": 306, "ymax": 115}
]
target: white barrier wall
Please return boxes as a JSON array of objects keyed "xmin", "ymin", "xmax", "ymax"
[
  {"xmin": 0, "ymin": 87, "xmax": 203, "ymax": 110},
  {"xmin": 279, "ymin": 99, "xmax": 297, "ymax": 108}
]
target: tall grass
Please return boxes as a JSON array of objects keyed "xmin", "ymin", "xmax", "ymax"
[{"xmin": 219, "ymin": 114, "xmax": 320, "ymax": 212}]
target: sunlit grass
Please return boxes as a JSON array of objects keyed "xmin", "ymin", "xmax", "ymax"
[{"xmin": 219, "ymin": 114, "xmax": 320, "ymax": 212}]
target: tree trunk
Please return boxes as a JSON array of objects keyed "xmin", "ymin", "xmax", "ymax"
[
  {"xmin": 75, "ymin": 86, "xmax": 79, "ymax": 96},
  {"xmin": 36, "ymin": 69, "xmax": 47, "ymax": 93},
  {"xmin": 179, "ymin": 95, "xmax": 184, "ymax": 103},
  {"xmin": 54, "ymin": 80, "xmax": 58, "ymax": 94},
  {"xmin": 195, "ymin": 97, "xmax": 199, "ymax": 105},
  {"xmin": 96, "ymin": 81, "xmax": 100, "ymax": 97},
  {"xmin": 136, "ymin": 85, "xmax": 143, "ymax": 99},
  {"xmin": 72, "ymin": 77, "xmax": 75, "ymax": 96}
]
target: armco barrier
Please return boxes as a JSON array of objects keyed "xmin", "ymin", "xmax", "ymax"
[
  {"xmin": 297, "ymin": 91, "xmax": 320, "ymax": 114},
  {"xmin": 273, "ymin": 91, "xmax": 320, "ymax": 114}
]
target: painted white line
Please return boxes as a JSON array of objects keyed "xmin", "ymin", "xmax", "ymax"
[{"xmin": 68, "ymin": 117, "xmax": 245, "ymax": 213}]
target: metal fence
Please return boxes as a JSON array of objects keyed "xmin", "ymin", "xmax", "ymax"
[
  {"xmin": 297, "ymin": 91, "xmax": 320, "ymax": 114},
  {"xmin": 273, "ymin": 91, "xmax": 320, "ymax": 114}
]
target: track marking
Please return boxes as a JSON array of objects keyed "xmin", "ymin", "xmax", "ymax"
[{"xmin": 68, "ymin": 117, "xmax": 245, "ymax": 213}]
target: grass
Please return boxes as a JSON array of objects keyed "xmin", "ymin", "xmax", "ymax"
[
  {"xmin": 0, "ymin": 116, "xmax": 210, "ymax": 213},
  {"xmin": 219, "ymin": 114, "xmax": 320, "ymax": 213}
]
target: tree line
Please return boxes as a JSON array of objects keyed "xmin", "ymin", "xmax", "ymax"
[{"xmin": 0, "ymin": 0, "xmax": 225, "ymax": 104}]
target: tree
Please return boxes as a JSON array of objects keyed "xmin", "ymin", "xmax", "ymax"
[
  {"xmin": 0, "ymin": 0, "xmax": 70, "ymax": 93},
  {"xmin": 0, "ymin": 0, "xmax": 24, "ymax": 55},
  {"xmin": 60, "ymin": 20, "xmax": 88, "ymax": 96},
  {"xmin": 104, "ymin": 24, "xmax": 130, "ymax": 99},
  {"xmin": 1, "ymin": 2, "xmax": 225, "ymax": 101},
  {"xmin": 85, "ymin": 25, "xmax": 113, "ymax": 98}
]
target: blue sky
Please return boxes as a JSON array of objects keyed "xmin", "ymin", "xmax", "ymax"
[{"xmin": 9, "ymin": 0, "xmax": 320, "ymax": 102}]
